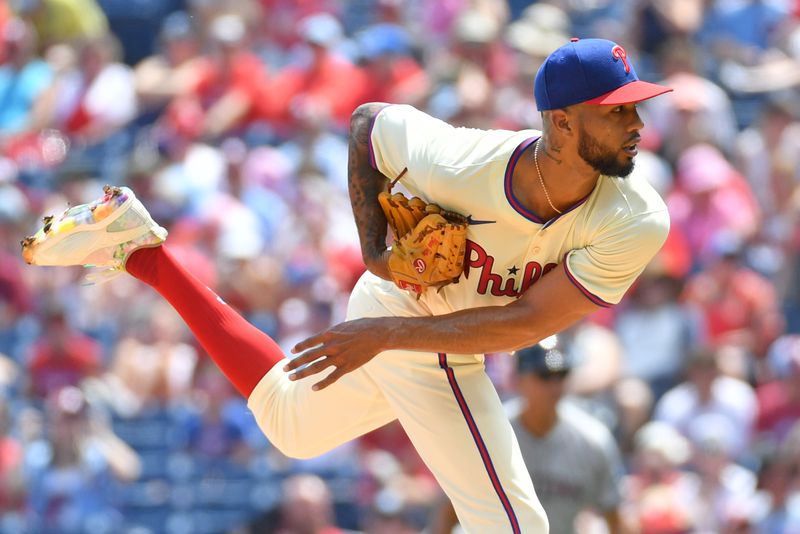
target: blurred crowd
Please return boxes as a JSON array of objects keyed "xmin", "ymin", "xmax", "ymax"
[{"xmin": 1, "ymin": 0, "xmax": 800, "ymax": 532}]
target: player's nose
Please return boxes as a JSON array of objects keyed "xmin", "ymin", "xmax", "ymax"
[{"xmin": 628, "ymin": 108, "xmax": 644, "ymax": 131}]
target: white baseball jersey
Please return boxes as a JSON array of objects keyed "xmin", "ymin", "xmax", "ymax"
[
  {"xmin": 249, "ymin": 104, "xmax": 669, "ymax": 534},
  {"xmin": 361, "ymin": 104, "xmax": 670, "ymax": 316}
]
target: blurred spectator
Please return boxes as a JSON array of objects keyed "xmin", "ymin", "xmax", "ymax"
[
  {"xmin": 364, "ymin": 505, "xmax": 422, "ymax": 534},
  {"xmin": 613, "ymin": 377, "xmax": 656, "ymax": 460},
  {"xmin": 226, "ymin": 144, "xmax": 295, "ymax": 252},
  {"xmin": 735, "ymin": 97, "xmax": 800, "ymax": 295},
  {"xmin": 265, "ymin": 12, "xmax": 366, "ymax": 136},
  {"xmin": 555, "ymin": 0, "xmax": 635, "ymax": 41},
  {"xmin": 257, "ymin": 0, "xmax": 342, "ymax": 52},
  {"xmin": 559, "ymin": 320, "xmax": 624, "ymax": 431},
  {"xmin": 355, "ymin": 23, "xmax": 429, "ymax": 106},
  {"xmin": 133, "ymin": 11, "xmax": 203, "ymax": 121},
  {"xmin": 736, "ymin": 97, "xmax": 800, "ymax": 229},
  {"xmin": 687, "ymin": 412, "xmax": 760, "ymax": 532},
  {"xmin": 175, "ymin": 364, "xmax": 252, "ymax": 463},
  {"xmin": 620, "ymin": 421, "xmax": 699, "ymax": 533},
  {"xmin": 645, "ymin": 39, "xmax": 739, "ymax": 159},
  {"xmin": 699, "ymin": 0, "xmax": 790, "ymax": 65},
  {"xmin": 12, "ymin": 0, "xmax": 108, "ymax": 49},
  {"xmin": 97, "ymin": 0, "xmax": 185, "ymax": 66},
  {"xmin": 24, "ymin": 386, "xmax": 140, "ymax": 533},
  {"xmin": 99, "ymin": 300, "xmax": 197, "ymax": 415},
  {"xmin": 167, "ymin": 12, "xmax": 270, "ymax": 141},
  {"xmin": 616, "ymin": 272, "xmax": 700, "ymax": 399},
  {"xmin": 357, "ymin": 421, "xmax": 439, "ymax": 528},
  {"xmin": 654, "ymin": 348, "xmax": 757, "ymax": 461},
  {"xmin": 0, "ymin": 400, "xmax": 24, "ymax": 515},
  {"xmin": 0, "ymin": 18, "xmax": 52, "ymax": 138},
  {"xmin": 636, "ymin": 0, "xmax": 706, "ymax": 57},
  {"xmin": 275, "ymin": 473, "xmax": 346, "ymax": 534},
  {"xmin": 681, "ymin": 240, "xmax": 783, "ymax": 356},
  {"xmin": 755, "ymin": 448, "xmax": 800, "ymax": 533},
  {"xmin": 426, "ymin": 8, "xmax": 515, "ymax": 127},
  {"xmin": 0, "ymin": 2, "xmax": 9, "ymax": 29},
  {"xmin": 33, "ymin": 33, "xmax": 136, "ymax": 181},
  {"xmin": 0, "ymin": 216, "xmax": 34, "ymax": 361},
  {"xmin": 26, "ymin": 304, "xmax": 101, "ymax": 400},
  {"xmin": 666, "ymin": 143, "xmax": 760, "ymax": 267},
  {"xmin": 756, "ymin": 334, "xmax": 800, "ymax": 443},
  {"xmin": 499, "ymin": 3, "xmax": 569, "ymax": 130},
  {"xmin": 432, "ymin": 338, "xmax": 624, "ymax": 534}
]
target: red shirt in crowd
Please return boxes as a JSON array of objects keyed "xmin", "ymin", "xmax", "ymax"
[
  {"xmin": 756, "ymin": 379, "xmax": 800, "ymax": 440},
  {"xmin": 265, "ymin": 49, "xmax": 366, "ymax": 132},
  {"xmin": 28, "ymin": 324, "xmax": 100, "ymax": 398}
]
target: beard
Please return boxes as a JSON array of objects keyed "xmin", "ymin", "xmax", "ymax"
[{"xmin": 577, "ymin": 126, "xmax": 635, "ymax": 177}]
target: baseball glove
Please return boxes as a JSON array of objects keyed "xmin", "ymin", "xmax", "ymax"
[{"xmin": 378, "ymin": 172, "xmax": 468, "ymax": 297}]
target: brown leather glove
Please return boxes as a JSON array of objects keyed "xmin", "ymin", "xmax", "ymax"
[{"xmin": 378, "ymin": 184, "xmax": 468, "ymax": 297}]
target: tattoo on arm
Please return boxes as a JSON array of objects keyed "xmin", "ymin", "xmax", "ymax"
[{"xmin": 348, "ymin": 103, "xmax": 391, "ymax": 264}]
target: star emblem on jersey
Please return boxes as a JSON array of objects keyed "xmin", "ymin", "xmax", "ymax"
[
  {"xmin": 466, "ymin": 215, "xmax": 496, "ymax": 225},
  {"xmin": 507, "ymin": 266, "xmax": 519, "ymax": 276}
]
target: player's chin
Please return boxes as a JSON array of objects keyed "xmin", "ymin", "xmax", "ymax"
[{"xmin": 615, "ymin": 152, "xmax": 636, "ymax": 177}]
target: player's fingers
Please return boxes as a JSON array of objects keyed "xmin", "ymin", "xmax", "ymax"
[
  {"xmin": 287, "ymin": 357, "xmax": 335, "ymax": 382},
  {"xmin": 311, "ymin": 368, "xmax": 347, "ymax": 391},
  {"xmin": 291, "ymin": 336, "xmax": 325, "ymax": 355},
  {"xmin": 283, "ymin": 345, "xmax": 328, "ymax": 372}
]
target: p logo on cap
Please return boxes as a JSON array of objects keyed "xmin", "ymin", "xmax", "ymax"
[
  {"xmin": 533, "ymin": 38, "xmax": 672, "ymax": 110},
  {"xmin": 611, "ymin": 45, "xmax": 630, "ymax": 73}
]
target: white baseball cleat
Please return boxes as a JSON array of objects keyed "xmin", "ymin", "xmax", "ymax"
[{"xmin": 21, "ymin": 185, "xmax": 167, "ymax": 280}]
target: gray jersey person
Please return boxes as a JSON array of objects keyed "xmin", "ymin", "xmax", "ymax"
[{"xmin": 432, "ymin": 337, "xmax": 625, "ymax": 534}]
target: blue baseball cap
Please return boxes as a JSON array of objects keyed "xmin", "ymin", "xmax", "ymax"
[
  {"xmin": 516, "ymin": 336, "xmax": 571, "ymax": 375},
  {"xmin": 534, "ymin": 38, "xmax": 672, "ymax": 111}
]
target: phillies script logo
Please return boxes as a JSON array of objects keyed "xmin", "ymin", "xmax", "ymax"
[
  {"xmin": 413, "ymin": 258, "xmax": 426, "ymax": 273},
  {"xmin": 463, "ymin": 240, "xmax": 557, "ymax": 298},
  {"xmin": 612, "ymin": 45, "xmax": 630, "ymax": 73}
]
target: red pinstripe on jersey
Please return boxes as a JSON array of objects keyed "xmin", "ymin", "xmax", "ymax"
[{"xmin": 438, "ymin": 353, "xmax": 521, "ymax": 533}]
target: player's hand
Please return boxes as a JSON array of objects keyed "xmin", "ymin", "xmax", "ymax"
[{"xmin": 285, "ymin": 318, "xmax": 388, "ymax": 391}]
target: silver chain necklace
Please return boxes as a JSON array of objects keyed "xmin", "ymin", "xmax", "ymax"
[{"xmin": 534, "ymin": 139, "xmax": 562, "ymax": 215}]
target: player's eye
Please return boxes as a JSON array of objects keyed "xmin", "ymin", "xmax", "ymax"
[{"xmin": 611, "ymin": 106, "xmax": 623, "ymax": 113}]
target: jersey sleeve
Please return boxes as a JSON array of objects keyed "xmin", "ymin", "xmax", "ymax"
[
  {"xmin": 564, "ymin": 209, "xmax": 670, "ymax": 307},
  {"xmin": 368, "ymin": 104, "xmax": 455, "ymax": 190}
]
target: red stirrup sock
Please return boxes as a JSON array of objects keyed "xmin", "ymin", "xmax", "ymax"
[{"xmin": 126, "ymin": 245, "xmax": 285, "ymax": 398}]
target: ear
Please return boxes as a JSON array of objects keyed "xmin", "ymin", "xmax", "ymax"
[{"xmin": 548, "ymin": 108, "xmax": 574, "ymax": 137}]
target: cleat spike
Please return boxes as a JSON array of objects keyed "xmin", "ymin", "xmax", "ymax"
[{"xmin": 42, "ymin": 215, "xmax": 54, "ymax": 233}]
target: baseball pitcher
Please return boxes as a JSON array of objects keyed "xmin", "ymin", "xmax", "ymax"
[{"xmin": 22, "ymin": 39, "xmax": 671, "ymax": 533}]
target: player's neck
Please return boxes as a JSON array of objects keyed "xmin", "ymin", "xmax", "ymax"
[{"xmin": 514, "ymin": 139, "xmax": 600, "ymax": 220}]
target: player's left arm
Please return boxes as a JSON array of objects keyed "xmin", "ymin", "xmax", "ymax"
[
  {"xmin": 286, "ymin": 266, "xmax": 601, "ymax": 390},
  {"xmin": 287, "ymin": 210, "xmax": 669, "ymax": 390}
]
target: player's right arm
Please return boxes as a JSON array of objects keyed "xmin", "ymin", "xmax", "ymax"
[{"xmin": 348, "ymin": 102, "xmax": 393, "ymax": 281}]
